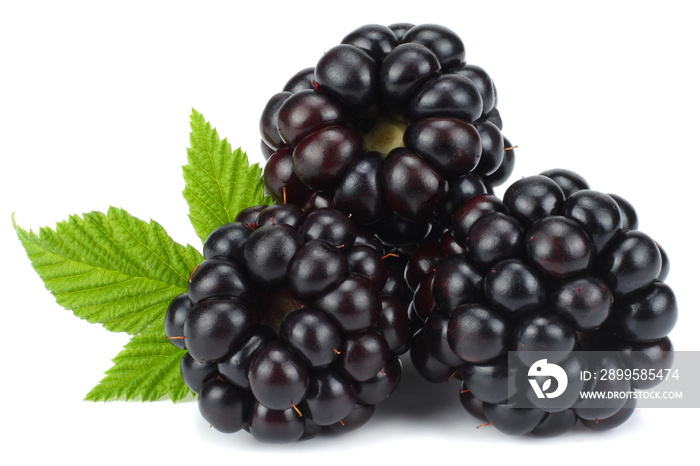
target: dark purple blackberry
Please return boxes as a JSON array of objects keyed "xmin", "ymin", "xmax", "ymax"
[
  {"xmin": 249, "ymin": 403, "xmax": 305, "ymax": 443},
  {"xmin": 608, "ymin": 193, "xmax": 639, "ymax": 230},
  {"xmin": 383, "ymin": 147, "xmax": 448, "ymax": 222},
  {"xmin": 283, "ymin": 67, "xmax": 315, "ymax": 94},
  {"xmin": 346, "ymin": 245, "xmax": 389, "ymax": 289},
  {"xmin": 436, "ymin": 173, "xmax": 489, "ymax": 228},
  {"xmin": 407, "ymin": 75, "xmax": 483, "ymax": 122},
  {"xmin": 341, "ymin": 24, "xmax": 399, "ymax": 63},
  {"xmin": 293, "ymin": 125, "xmax": 364, "ymax": 190},
  {"xmin": 203, "ymin": 222, "xmax": 252, "ymax": 263},
  {"xmin": 248, "ymin": 341, "xmax": 309, "ymax": 410},
  {"xmin": 552, "ymin": 277, "xmax": 613, "ymax": 332},
  {"xmin": 401, "ymin": 23, "xmax": 466, "ymax": 69},
  {"xmin": 198, "ymin": 377, "xmax": 252, "ymax": 434},
  {"xmin": 406, "ymin": 170, "xmax": 677, "ymax": 436},
  {"xmin": 483, "ymin": 259, "xmax": 546, "ymax": 316},
  {"xmin": 447, "ymin": 303, "xmax": 509, "ymax": 364},
  {"xmin": 409, "ymin": 328, "xmax": 457, "ymax": 383},
  {"xmin": 326, "ymin": 403, "xmax": 376, "ymax": 433},
  {"xmin": 333, "ymin": 151, "xmax": 387, "ymax": 224},
  {"xmin": 525, "ymin": 216, "xmax": 594, "ymax": 279},
  {"xmin": 276, "ymin": 90, "xmax": 346, "ymax": 146},
  {"xmin": 183, "ymin": 298, "xmax": 254, "ymax": 363},
  {"xmin": 573, "ymin": 354, "xmax": 632, "ymax": 422},
  {"xmin": 380, "ymin": 43, "xmax": 441, "ymax": 113},
  {"xmin": 612, "ymin": 337, "xmax": 674, "ymax": 390},
  {"xmin": 301, "ymin": 190, "xmax": 335, "ymax": 213},
  {"xmin": 258, "ymin": 23, "xmax": 515, "ymax": 250},
  {"xmin": 218, "ymin": 325, "xmax": 276, "ymax": 390},
  {"xmin": 451, "ymin": 194, "xmax": 504, "ymax": 244},
  {"xmin": 540, "ymin": 168, "xmax": 590, "ymax": 198},
  {"xmin": 431, "ymin": 254, "xmax": 483, "ymax": 314},
  {"xmin": 243, "ymin": 224, "xmax": 304, "ymax": 288},
  {"xmin": 459, "ymin": 355, "xmax": 516, "ymax": 404},
  {"xmin": 473, "ymin": 121, "xmax": 504, "ymax": 176},
  {"xmin": 381, "ymin": 264, "xmax": 414, "ymax": 309},
  {"xmin": 481, "ymin": 403, "xmax": 546, "ymax": 436},
  {"xmin": 404, "ymin": 241, "xmax": 445, "ymax": 291},
  {"xmin": 164, "ymin": 206, "xmax": 409, "ymax": 442},
  {"xmin": 164, "ymin": 293, "xmax": 192, "ymax": 350},
  {"xmin": 530, "ymin": 409, "xmax": 578, "ymax": 437},
  {"xmin": 561, "ymin": 190, "xmax": 622, "ymax": 254},
  {"xmin": 255, "ymin": 203, "xmax": 306, "ymax": 229},
  {"xmin": 311, "ymin": 273, "xmax": 382, "ymax": 333},
  {"xmin": 315, "ymin": 44, "xmax": 378, "ymax": 114},
  {"xmin": 605, "ymin": 281, "xmax": 678, "ymax": 342},
  {"xmin": 449, "ymin": 64, "xmax": 497, "ymax": 115},
  {"xmin": 423, "ymin": 312, "xmax": 463, "ymax": 367},
  {"xmin": 377, "ymin": 296, "xmax": 412, "ymax": 354},
  {"xmin": 180, "ymin": 353, "xmax": 218, "ymax": 394},
  {"xmin": 387, "ymin": 23, "xmax": 414, "ymax": 42},
  {"xmin": 300, "ymin": 207, "xmax": 357, "ymax": 248},
  {"xmin": 235, "ymin": 205, "xmax": 267, "ymax": 226},
  {"xmin": 288, "ymin": 241, "xmax": 347, "ymax": 302},
  {"xmin": 503, "ymin": 175, "xmax": 565, "ymax": 227},
  {"xmin": 279, "ymin": 308, "xmax": 342, "ymax": 368},
  {"xmin": 595, "ymin": 229, "xmax": 662, "ymax": 297},
  {"xmin": 403, "ymin": 117, "xmax": 482, "ymax": 176},
  {"xmin": 187, "ymin": 258, "xmax": 256, "ymax": 304},
  {"xmin": 263, "ymin": 146, "xmax": 308, "ymax": 205},
  {"xmin": 513, "ymin": 312, "xmax": 576, "ymax": 365},
  {"xmin": 484, "ymin": 139, "xmax": 515, "ymax": 187},
  {"xmin": 464, "ymin": 212, "xmax": 524, "ymax": 267},
  {"xmin": 579, "ymin": 398, "xmax": 636, "ymax": 431},
  {"xmin": 303, "ymin": 367, "xmax": 358, "ymax": 426},
  {"xmin": 356, "ymin": 356, "xmax": 402, "ymax": 405},
  {"xmin": 372, "ymin": 211, "xmax": 433, "ymax": 247},
  {"xmin": 411, "ymin": 269, "xmax": 438, "ymax": 322},
  {"xmin": 458, "ymin": 387, "xmax": 487, "ymax": 421},
  {"xmin": 260, "ymin": 91, "xmax": 293, "ymax": 151}
]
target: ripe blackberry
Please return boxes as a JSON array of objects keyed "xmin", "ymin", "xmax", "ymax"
[
  {"xmin": 259, "ymin": 23, "xmax": 516, "ymax": 248},
  {"xmin": 164, "ymin": 206, "xmax": 409, "ymax": 443},
  {"xmin": 408, "ymin": 169, "xmax": 677, "ymax": 436}
]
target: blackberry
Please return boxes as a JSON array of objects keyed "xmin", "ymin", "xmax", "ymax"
[
  {"xmin": 164, "ymin": 206, "xmax": 409, "ymax": 443},
  {"xmin": 259, "ymin": 23, "xmax": 516, "ymax": 248},
  {"xmin": 409, "ymin": 170, "xmax": 677, "ymax": 436}
]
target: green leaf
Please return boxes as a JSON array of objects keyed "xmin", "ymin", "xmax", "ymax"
[
  {"xmin": 183, "ymin": 108, "xmax": 273, "ymax": 244},
  {"xmin": 13, "ymin": 208, "xmax": 203, "ymax": 335},
  {"xmin": 85, "ymin": 320, "xmax": 192, "ymax": 402}
]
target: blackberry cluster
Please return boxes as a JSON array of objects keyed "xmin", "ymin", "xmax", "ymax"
[
  {"xmin": 259, "ymin": 23, "xmax": 515, "ymax": 249},
  {"xmin": 406, "ymin": 169, "xmax": 677, "ymax": 436},
  {"xmin": 165, "ymin": 22, "xmax": 679, "ymax": 442},
  {"xmin": 164, "ymin": 204, "xmax": 410, "ymax": 443}
]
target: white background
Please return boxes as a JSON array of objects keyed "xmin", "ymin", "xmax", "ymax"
[{"xmin": 2, "ymin": 1, "xmax": 699, "ymax": 464}]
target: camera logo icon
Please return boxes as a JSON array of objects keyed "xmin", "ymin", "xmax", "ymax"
[{"xmin": 528, "ymin": 359, "xmax": 568, "ymax": 399}]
